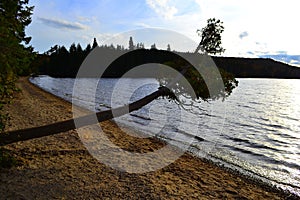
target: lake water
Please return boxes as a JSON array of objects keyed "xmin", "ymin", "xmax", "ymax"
[{"xmin": 30, "ymin": 76, "xmax": 300, "ymax": 196}]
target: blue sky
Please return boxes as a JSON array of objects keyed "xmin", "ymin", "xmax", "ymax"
[{"xmin": 27, "ymin": 0, "xmax": 300, "ymax": 65}]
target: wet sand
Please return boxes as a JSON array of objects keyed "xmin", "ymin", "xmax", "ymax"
[{"xmin": 0, "ymin": 77, "xmax": 292, "ymax": 199}]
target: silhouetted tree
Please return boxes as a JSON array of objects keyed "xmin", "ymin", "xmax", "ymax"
[
  {"xmin": 109, "ymin": 44, "xmax": 115, "ymax": 50},
  {"xmin": 76, "ymin": 43, "xmax": 83, "ymax": 53},
  {"xmin": 136, "ymin": 42, "xmax": 145, "ymax": 49},
  {"xmin": 167, "ymin": 44, "xmax": 171, "ymax": 51},
  {"xmin": 84, "ymin": 44, "xmax": 92, "ymax": 53},
  {"xmin": 69, "ymin": 43, "xmax": 77, "ymax": 54},
  {"xmin": 92, "ymin": 38, "xmax": 98, "ymax": 49},
  {"xmin": 116, "ymin": 45, "xmax": 122, "ymax": 51},
  {"xmin": 151, "ymin": 43, "xmax": 157, "ymax": 49},
  {"xmin": 196, "ymin": 18, "xmax": 225, "ymax": 55},
  {"xmin": 129, "ymin": 36, "xmax": 135, "ymax": 50},
  {"xmin": 45, "ymin": 45, "xmax": 58, "ymax": 55}
]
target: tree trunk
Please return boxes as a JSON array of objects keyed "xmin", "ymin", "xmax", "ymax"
[{"xmin": 0, "ymin": 86, "xmax": 171, "ymax": 146}]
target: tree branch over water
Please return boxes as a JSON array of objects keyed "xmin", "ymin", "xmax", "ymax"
[{"xmin": 0, "ymin": 18, "xmax": 238, "ymax": 146}]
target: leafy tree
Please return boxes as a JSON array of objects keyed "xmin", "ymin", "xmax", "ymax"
[
  {"xmin": 0, "ymin": 0, "xmax": 34, "ymax": 168},
  {"xmin": 0, "ymin": 0, "xmax": 34, "ymax": 132},
  {"xmin": 162, "ymin": 57, "xmax": 237, "ymax": 104},
  {"xmin": 195, "ymin": 18, "xmax": 225, "ymax": 55},
  {"xmin": 129, "ymin": 36, "xmax": 135, "ymax": 50}
]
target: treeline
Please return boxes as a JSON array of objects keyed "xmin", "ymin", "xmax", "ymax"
[
  {"xmin": 34, "ymin": 37, "xmax": 300, "ymax": 79},
  {"xmin": 35, "ymin": 37, "xmax": 171, "ymax": 77},
  {"xmin": 38, "ymin": 38, "xmax": 102, "ymax": 77}
]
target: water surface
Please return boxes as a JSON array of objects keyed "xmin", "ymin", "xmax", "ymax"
[{"xmin": 31, "ymin": 76, "xmax": 300, "ymax": 195}]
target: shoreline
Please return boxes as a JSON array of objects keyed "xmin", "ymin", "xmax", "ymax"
[{"xmin": 0, "ymin": 77, "xmax": 296, "ymax": 199}]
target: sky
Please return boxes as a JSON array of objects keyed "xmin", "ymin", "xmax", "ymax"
[{"xmin": 27, "ymin": 0, "xmax": 300, "ymax": 65}]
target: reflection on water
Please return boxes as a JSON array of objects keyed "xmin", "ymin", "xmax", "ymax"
[{"xmin": 31, "ymin": 76, "xmax": 300, "ymax": 195}]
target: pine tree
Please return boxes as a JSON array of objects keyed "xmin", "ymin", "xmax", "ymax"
[
  {"xmin": 129, "ymin": 36, "xmax": 134, "ymax": 50},
  {"xmin": 167, "ymin": 44, "xmax": 171, "ymax": 51},
  {"xmin": 76, "ymin": 43, "xmax": 83, "ymax": 53},
  {"xmin": 140, "ymin": 43, "xmax": 145, "ymax": 49},
  {"xmin": 69, "ymin": 43, "xmax": 77, "ymax": 54},
  {"xmin": 84, "ymin": 44, "xmax": 92, "ymax": 53},
  {"xmin": 150, "ymin": 43, "xmax": 156, "ymax": 49},
  {"xmin": 116, "ymin": 45, "xmax": 122, "ymax": 51},
  {"xmin": 92, "ymin": 38, "xmax": 98, "ymax": 49}
]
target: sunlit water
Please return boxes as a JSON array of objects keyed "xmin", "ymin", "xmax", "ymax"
[{"xmin": 31, "ymin": 76, "xmax": 300, "ymax": 195}]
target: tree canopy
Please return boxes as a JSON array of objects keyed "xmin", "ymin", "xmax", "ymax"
[
  {"xmin": 195, "ymin": 18, "xmax": 225, "ymax": 55},
  {"xmin": 0, "ymin": 0, "xmax": 35, "ymax": 77},
  {"xmin": 0, "ymin": 0, "xmax": 35, "ymax": 131}
]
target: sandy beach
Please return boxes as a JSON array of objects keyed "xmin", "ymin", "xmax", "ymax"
[{"xmin": 0, "ymin": 77, "xmax": 293, "ymax": 199}]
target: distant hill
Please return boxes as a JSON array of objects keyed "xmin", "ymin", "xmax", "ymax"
[
  {"xmin": 258, "ymin": 54, "xmax": 300, "ymax": 66},
  {"xmin": 103, "ymin": 52, "xmax": 300, "ymax": 79},
  {"xmin": 212, "ymin": 56, "xmax": 300, "ymax": 78}
]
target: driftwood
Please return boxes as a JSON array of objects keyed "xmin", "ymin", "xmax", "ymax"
[{"xmin": 0, "ymin": 86, "xmax": 172, "ymax": 146}]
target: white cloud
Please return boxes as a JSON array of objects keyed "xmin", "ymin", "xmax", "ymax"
[
  {"xmin": 239, "ymin": 31, "xmax": 248, "ymax": 40},
  {"xmin": 29, "ymin": 0, "xmax": 300, "ymax": 59},
  {"xmin": 146, "ymin": 0, "xmax": 178, "ymax": 19},
  {"xmin": 77, "ymin": 16, "xmax": 92, "ymax": 23},
  {"xmin": 134, "ymin": 22, "xmax": 152, "ymax": 28},
  {"xmin": 193, "ymin": 0, "xmax": 300, "ymax": 56},
  {"xmin": 38, "ymin": 17, "xmax": 88, "ymax": 30}
]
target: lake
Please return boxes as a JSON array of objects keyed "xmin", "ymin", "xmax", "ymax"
[{"xmin": 30, "ymin": 76, "xmax": 300, "ymax": 196}]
